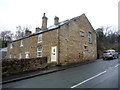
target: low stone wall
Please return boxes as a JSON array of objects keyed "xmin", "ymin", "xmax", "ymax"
[{"xmin": 2, "ymin": 57, "xmax": 47, "ymax": 76}]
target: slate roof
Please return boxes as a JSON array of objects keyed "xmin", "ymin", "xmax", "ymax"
[
  {"xmin": 0, "ymin": 47, "xmax": 7, "ymax": 51},
  {"xmin": 11, "ymin": 13, "xmax": 95, "ymax": 42},
  {"xmin": 11, "ymin": 19, "xmax": 69, "ymax": 42}
]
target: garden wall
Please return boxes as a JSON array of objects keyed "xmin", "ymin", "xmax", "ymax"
[{"xmin": 2, "ymin": 57, "xmax": 47, "ymax": 76}]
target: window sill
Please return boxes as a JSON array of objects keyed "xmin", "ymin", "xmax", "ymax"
[
  {"xmin": 38, "ymin": 41, "xmax": 42, "ymax": 43},
  {"xmin": 88, "ymin": 42, "xmax": 92, "ymax": 44},
  {"xmin": 20, "ymin": 45, "xmax": 23, "ymax": 47},
  {"xmin": 37, "ymin": 56, "xmax": 42, "ymax": 57}
]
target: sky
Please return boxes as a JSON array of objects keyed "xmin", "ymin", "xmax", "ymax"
[{"xmin": 0, "ymin": 0, "xmax": 119, "ymax": 34}]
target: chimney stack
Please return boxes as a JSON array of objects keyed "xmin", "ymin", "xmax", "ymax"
[
  {"xmin": 25, "ymin": 29, "xmax": 32, "ymax": 36},
  {"xmin": 41, "ymin": 13, "xmax": 48, "ymax": 30},
  {"xmin": 35, "ymin": 27, "xmax": 41, "ymax": 33},
  {"xmin": 54, "ymin": 16, "xmax": 59, "ymax": 25}
]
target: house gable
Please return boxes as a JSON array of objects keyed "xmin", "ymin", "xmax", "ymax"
[
  {"xmin": 58, "ymin": 14, "xmax": 97, "ymax": 64},
  {"xmin": 78, "ymin": 14, "xmax": 95, "ymax": 33}
]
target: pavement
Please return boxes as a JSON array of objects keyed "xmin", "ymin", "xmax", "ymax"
[{"xmin": 2, "ymin": 60, "xmax": 95, "ymax": 84}]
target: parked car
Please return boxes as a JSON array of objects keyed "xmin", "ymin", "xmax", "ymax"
[{"xmin": 102, "ymin": 50, "xmax": 119, "ymax": 60}]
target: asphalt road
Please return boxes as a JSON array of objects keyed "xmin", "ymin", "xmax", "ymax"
[{"xmin": 2, "ymin": 58, "xmax": 119, "ymax": 88}]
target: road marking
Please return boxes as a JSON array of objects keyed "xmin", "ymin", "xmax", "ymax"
[
  {"xmin": 114, "ymin": 64, "xmax": 120, "ymax": 68},
  {"xmin": 70, "ymin": 70, "xmax": 107, "ymax": 88},
  {"xmin": 71, "ymin": 64, "xmax": 120, "ymax": 88}
]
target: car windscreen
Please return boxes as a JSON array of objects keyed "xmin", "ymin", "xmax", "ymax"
[{"xmin": 103, "ymin": 51, "xmax": 111, "ymax": 53}]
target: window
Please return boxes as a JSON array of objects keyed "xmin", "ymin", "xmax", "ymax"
[
  {"xmin": 80, "ymin": 31, "xmax": 84, "ymax": 37},
  {"xmin": 37, "ymin": 46, "xmax": 43, "ymax": 57},
  {"xmin": 14, "ymin": 55, "xmax": 16, "ymax": 58},
  {"xmin": 83, "ymin": 45, "xmax": 88, "ymax": 51},
  {"xmin": 25, "ymin": 52, "xmax": 29, "ymax": 58},
  {"xmin": 84, "ymin": 45, "xmax": 88, "ymax": 50},
  {"xmin": 19, "ymin": 53, "xmax": 22, "ymax": 59},
  {"xmin": 20, "ymin": 40, "xmax": 23, "ymax": 47},
  {"xmin": 10, "ymin": 54, "xmax": 12, "ymax": 58},
  {"xmin": 10, "ymin": 43, "xmax": 13, "ymax": 49},
  {"xmin": 38, "ymin": 34, "xmax": 42, "ymax": 43},
  {"xmin": 88, "ymin": 32, "xmax": 92, "ymax": 43}
]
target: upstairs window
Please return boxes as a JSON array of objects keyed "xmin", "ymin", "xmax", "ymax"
[
  {"xmin": 80, "ymin": 31, "xmax": 85, "ymax": 37},
  {"xmin": 88, "ymin": 32, "xmax": 92, "ymax": 43},
  {"xmin": 20, "ymin": 40, "xmax": 23, "ymax": 47},
  {"xmin": 84, "ymin": 45, "xmax": 88, "ymax": 51},
  {"xmin": 37, "ymin": 46, "xmax": 43, "ymax": 57},
  {"xmin": 10, "ymin": 43, "xmax": 13, "ymax": 49},
  {"xmin": 38, "ymin": 34, "xmax": 42, "ymax": 43}
]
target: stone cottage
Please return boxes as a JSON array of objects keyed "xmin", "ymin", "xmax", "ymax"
[{"xmin": 7, "ymin": 13, "xmax": 97, "ymax": 64}]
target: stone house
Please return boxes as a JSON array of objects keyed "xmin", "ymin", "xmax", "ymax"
[
  {"xmin": 7, "ymin": 13, "xmax": 97, "ymax": 64},
  {"xmin": 0, "ymin": 47, "xmax": 7, "ymax": 59}
]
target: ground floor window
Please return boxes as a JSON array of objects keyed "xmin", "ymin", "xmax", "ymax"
[
  {"xmin": 19, "ymin": 53, "xmax": 22, "ymax": 59},
  {"xmin": 37, "ymin": 46, "xmax": 42, "ymax": 57},
  {"xmin": 9, "ymin": 54, "xmax": 12, "ymax": 58},
  {"xmin": 14, "ymin": 55, "xmax": 16, "ymax": 58},
  {"xmin": 25, "ymin": 52, "xmax": 29, "ymax": 58}
]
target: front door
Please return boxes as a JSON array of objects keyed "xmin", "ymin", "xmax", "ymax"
[{"xmin": 51, "ymin": 46, "xmax": 58, "ymax": 62}]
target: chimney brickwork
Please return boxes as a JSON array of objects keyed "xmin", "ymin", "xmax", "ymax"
[{"xmin": 42, "ymin": 13, "xmax": 48, "ymax": 30}]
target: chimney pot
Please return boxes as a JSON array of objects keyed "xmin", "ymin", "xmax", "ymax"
[
  {"xmin": 25, "ymin": 29, "xmax": 32, "ymax": 36},
  {"xmin": 54, "ymin": 16, "xmax": 59, "ymax": 24},
  {"xmin": 36, "ymin": 27, "xmax": 41, "ymax": 33}
]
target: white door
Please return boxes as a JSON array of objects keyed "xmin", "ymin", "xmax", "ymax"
[{"xmin": 51, "ymin": 46, "xmax": 58, "ymax": 62}]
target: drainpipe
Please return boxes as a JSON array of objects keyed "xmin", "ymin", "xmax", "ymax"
[{"xmin": 57, "ymin": 26, "xmax": 60, "ymax": 64}]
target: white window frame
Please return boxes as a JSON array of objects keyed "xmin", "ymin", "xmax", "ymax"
[
  {"xmin": 14, "ymin": 55, "xmax": 16, "ymax": 58},
  {"xmin": 10, "ymin": 43, "xmax": 13, "ymax": 49},
  {"xmin": 38, "ymin": 34, "xmax": 42, "ymax": 43},
  {"xmin": 25, "ymin": 52, "xmax": 29, "ymax": 58},
  {"xmin": 19, "ymin": 53, "xmax": 22, "ymax": 59},
  {"xmin": 80, "ymin": 31, "xmax": 85, "ymax": 37},
  {"xmin": 20, "ymin": 40, "xmax": 23, "ymax": 47},
  {"xmin": 10, "ymin": 54, "xmax": 12, "ymax": 58},
  {"xmin": 88, "ymin": 32, "xmax": 92, "ymax": 43},
  {"xmin": 37, "ymin": 46, "xmax": 43, "ymax": 57}
]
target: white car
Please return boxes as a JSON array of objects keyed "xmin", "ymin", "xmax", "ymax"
[{"xmin": 102, "ymin": 50, "xmax": 119, "ymax": 60}]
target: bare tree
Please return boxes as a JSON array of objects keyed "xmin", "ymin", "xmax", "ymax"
[
  {"xmin": 0, "ymin": 30, "xmax": 13, "ymax": 48},
  {"xmin": 15, "ymin": 26, "xmax": 24, "ymax": 39},
  {"xmin": 15, "ymin": 25, "xmax": 32, "ymax": 39},
  {"xmin": 96, "ymin": 26, "xmax": 119, "ymax": 58}
]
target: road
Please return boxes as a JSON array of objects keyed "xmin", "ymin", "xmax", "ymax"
[{"xmin": 2, "ymin": 58, "xmax": 119, "ymax": 88}]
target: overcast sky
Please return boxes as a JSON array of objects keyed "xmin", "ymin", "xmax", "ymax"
[{"xmin": 0, "ymin": 0, "xmax": 119, "ymax": 33}]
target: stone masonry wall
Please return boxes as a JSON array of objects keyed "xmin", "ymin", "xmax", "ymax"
[
  {"xmin": 59, "ymin": 14, "xmax": 97, "ymax": 64},
  {"xmin": 2, "ymin": 57, "xmax": 47, "ymax": 76},
  {"xmin": 42, "ymin": 29, "xmax": 59, "ymax": 63}
]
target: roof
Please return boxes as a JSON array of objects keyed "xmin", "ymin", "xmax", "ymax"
[
  {"xmin": 11, "ymin": 13, "xmax": 95, "ymax": 42},
  {"xmin": 11, "ymin": 19, "xmax": 69, "ymax": 42},
  {"xmin": 0, "ymin": 47, "xmax": 7, "ymax": 51}
]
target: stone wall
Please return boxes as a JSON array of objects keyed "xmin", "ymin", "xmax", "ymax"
[{"xmin": 2, "ymin": 57, "xmax": 47, "ymax": 76}]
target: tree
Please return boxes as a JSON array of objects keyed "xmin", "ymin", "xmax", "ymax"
[
  {"xmin": 15, "ymin": 25, "xmax": 31, "ymax": 39},
  {"xmin": 15, "ymin": 26, "xmax": 24, "ymax": 39},
  {"xmin": 0, "ymin": 30, "xmax": 13, "ymax": 48},
  {"xmin": 96, "ymin": 26, "xmax": 119, "ymax": 58}
]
